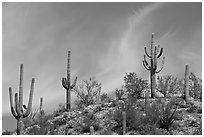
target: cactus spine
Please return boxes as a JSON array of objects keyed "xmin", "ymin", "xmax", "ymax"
[
  {"xmin": 184, "ymin": 65, "xmax": 190, "ymax": 104},
  {"xmin": 62, "ymin": 51, "xmax": 77, "ymax": 111},
  {"xmin": 143, "ymin": 33, "xmax": 165, "ymax": 98},
  {"xmin": 8, "ymin": 64, "xmax": 35, "ymax": 135},
  {"xmin": 118, "ymin": 100, "xmax": 126, "ymax": 135}
]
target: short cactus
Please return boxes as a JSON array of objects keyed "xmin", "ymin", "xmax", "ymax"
[
  {"xmin": 90, "ymin": 126, "xmax": 94, "ymax": 135},
  {"xmin": 62, "ymin": 51, "xmax": 77, "ymax": 111},
  {"xmin": 8, "ymin": 64, "xmax": 35, "ymax": 135},
  {"xmin": 143, "ymin": 33, "xmax": 165, "ymax": 98},
  {"xmin": 118, "ymin": 100, "xmax": 126, "ymax": 135}
]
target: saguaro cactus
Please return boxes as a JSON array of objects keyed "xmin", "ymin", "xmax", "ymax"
[
  {"xmin": 62, "ymin": 51, "xmax": 77, "ymax": 111},
  {"xmin": 8, "ymin": 64, "xmax": 35, "ymax": 135},
  {"xmin": 118, "ymin": 100, "xmax": 126, "ymax": 135},
  {"xmin": 184, "ymin": 65, "xmax": 190, "ymax": 104},
  {"xmin": 143, "ymin": 33, "xmax": 165, "ymax": 98}
]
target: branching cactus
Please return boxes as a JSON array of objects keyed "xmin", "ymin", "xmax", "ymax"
[
  {"xmin": 62, "ymin": 51, "xmax": 77, "ymax": 111},
  {"xmin": 8, "ymin": 64, "xmax": 35, "ymax": 135},
  {"xmin": 143, "ymin": 33, "xmax": 165, "ymax": 98},
  {"xmin": 118, "ymin": 100, "xmax": 126, "ymax": 135},
  {"xmin": 184, "ymin": 65, "xmax": 190, "ymax": 103}
]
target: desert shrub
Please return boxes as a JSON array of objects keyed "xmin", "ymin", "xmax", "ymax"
[
  {"xmin": 74, "ymin": 77, "xmax": 101, "ymax": 108},
  {"xmin": 81, "ymin": 111, "xmax": 101, "ymax": 133},
  {"xmin": 24, "ymin": 109, "xmax": 53, "ymax": 135},
  {"xmin": 189, "ymin": 72, "xmax": 202, "ymax": 100},
  {"xmin": 125, "ymin": 99, "xmax": 145, "ymax": 130},
  {"xmin": 145, "ymin": 98, "xmax": 180, "ymax": 131},
  {"xmin": 100, "ymin": 93, "xmax": 111, "ymax": 103},
  {"xmin": 124, "ymin": 72, "xmax": 148, "ymax": 99},
  {"xmin": 157, "ymin": 75, "xmax": 183, "ymax": 97},
  {"xmin": 186, "ymin": 102, "xmax": 202, "ymax": 114},
  {"xmin": 137, "ymin": 123, "xmax": 170, "ymax": 135},
  {"xmin": 109, "ymin": 98, "xmax": 145, "ymax": 134},
  {"xmin": 115, "ymin": 87, "xmax": 127, "ymax": 101},
  {"xmin": 53, "ymin": 104, "xmax": 66, "ymax": 117}
]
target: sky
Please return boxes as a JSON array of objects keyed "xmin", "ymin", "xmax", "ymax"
[{"xmin": 2, "ymin": 2, "xmax": 202, "ymax": 130}]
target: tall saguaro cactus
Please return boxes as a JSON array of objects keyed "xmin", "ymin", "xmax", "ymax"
[
  {"xmin": 62, "ymin": 51, "xmax": 77, "ymax": 111},
  {"xmin": 143, "ymin": 33, "xmax": 165, "ymax": 98},
  {"xmin": 184, "ymin": 65, "xmax": 190, "ymax": 104},
  {"xmin": 8, "ymin": 64, "xmax": 35, "ymax": 135}
]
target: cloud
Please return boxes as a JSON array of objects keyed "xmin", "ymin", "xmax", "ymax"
[{"xmin": 96, "ymin": 3, "xmax": 165, "ymax": 92}]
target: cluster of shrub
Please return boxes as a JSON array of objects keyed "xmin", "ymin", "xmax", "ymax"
[{"xmin": 3, "ymin": 72, "xmax": 202, "ymax": 135}]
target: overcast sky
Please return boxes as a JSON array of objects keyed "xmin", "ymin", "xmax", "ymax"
[{"xmin": 2, "ymin": 2, "xmax": 201, "ymax": 130}]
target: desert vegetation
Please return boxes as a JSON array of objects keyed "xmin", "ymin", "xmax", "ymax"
[{"xmin": 3, "ymin": 33, "xmax": 202, "ymax": 135}]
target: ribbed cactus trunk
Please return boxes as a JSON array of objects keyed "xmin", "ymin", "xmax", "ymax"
[
  {"xmin": 145, "ymin": 90, "xmax": 150, "ymax": 114},
  {"xmin": 150, "ymin": 69, "xmax": 156, "ymax": 98},
  {"xmin": 8, "ymin": 64, "xmax": 35, "ymax": 135},
  {"xmin": 118, "ymin": 100, "xmax": 126, "ymax": 135},
  {"xmin": 184, "ymin": 65, "xmax": 190, "ymax": 104},
  {"xmin": 143, "ymin": 33, "xmax": 165, "ymax": 98},
  {"xmin": 62, "ymin": 51, "xmax": 77, "ymax": 111},
  {"xmin": 17, "ymin": 118, "xmax": 23, "ymax": 135}
]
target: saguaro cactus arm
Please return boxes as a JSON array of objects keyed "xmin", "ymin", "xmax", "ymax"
[
  {"xmin": 144, "ymin": 47, "xmax": 151, "ymax": 58},
  {"xmin": 156, "ymin": 57, "xmax": 165, "ymax": 73},
  {"xmin": 23, "ymin": 78, "xmax": 35, "ymax": 117},
  {"xmin": 143, "ymin": 55, "xmax": 151, "ymax": 71},
  {"xmin": 9, "ymin": 88, "xmax": 18, "ymax": 119},
  {"xmin": 157, "ymin": 47, "xmax": 163, "ymax": 58},
  {"xmin": 62, "ymin": 78, "xmax": 69, "ymax": 89},
  {"xmin": 15, "ymin": 93, "xmax": 22, "ymax": 117}
]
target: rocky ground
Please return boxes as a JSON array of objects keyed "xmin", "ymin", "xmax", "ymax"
[{"xmin": 2, "ymin": 98, "xmax": 202, "ymax": 135}]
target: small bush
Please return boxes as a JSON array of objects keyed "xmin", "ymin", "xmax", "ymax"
[
  {"xmin": 124, "ymin": 72, "xmax": 148, "ymax": 99},
  {"xmin": 74, "ymin": 77, "xmax": 101, "ymax": 108},
  {"xmin": 145, "ymin": 99, "xmax": 180, "ymax": 131},
  {"xmin": 81, "ymin": 111, "xmax": 101, "ymax": 133}
]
